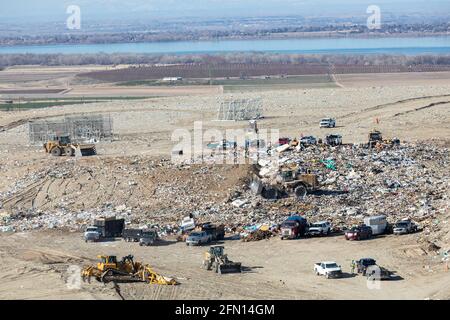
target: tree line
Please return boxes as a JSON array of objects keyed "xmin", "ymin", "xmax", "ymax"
[{"xmin": 1, "ymin": 53, "xmax": 450, "ymax": 67}]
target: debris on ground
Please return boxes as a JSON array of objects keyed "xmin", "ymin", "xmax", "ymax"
[{"xmin": 0, "ymin": 141, "xmax": 448, "ymax": 249}]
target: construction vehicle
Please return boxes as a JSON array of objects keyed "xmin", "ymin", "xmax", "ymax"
[
  {"xmin": 368, "ymin": 130, "xmax": 400, "ymax": 148},
  {"xmin": 280, "ymin": 215, "xmax": 308, "ymax": 240},
  {"xmin": 84, "ymin": 217, "xmax": 124, "ymax": 242},
  {"xmin": 368, "ymin": 130, "xmax": 383, "ymax": 148},
  {"xmin": 200, "ymin": 222, "xmax": 225, "ymax": 241},
  {"xmin": 202, "ymin": 246, "xmax": 242, "ymax": 274},
  {"xmin": 251, "ymin": 166, "xmax": 320, "ymax": 200},
  {"xmin": 43, "ymin": 135, "xmax": 96, "ymax": 157},
  {"xmin": 325, "ymin": 134, "xmax": 342, "ymax": 146},
  {"xmin": 81, "ymin": 255, "xmax": 178, "ymax": 285}
]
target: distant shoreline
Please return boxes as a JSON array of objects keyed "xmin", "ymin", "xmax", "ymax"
[{"xmin": 1, "ymin": 31, "xmax": 449, "ymax": 48}]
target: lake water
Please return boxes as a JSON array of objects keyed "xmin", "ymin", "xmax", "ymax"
[{"xmin": 0, "ymin": 36, "xmax": 449, "ymax": 55}]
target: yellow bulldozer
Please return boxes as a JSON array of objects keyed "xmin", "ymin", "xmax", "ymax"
[
  {"xmin": 368, "ymin": 130, "xmax": 400, "ymax": 149},
  {"xmin": 81, "ymin": 255, "xmax": 178, "ymax": 285},
  {"xmin": 44, "ymin": 135, "xmax": 96, "ymax": 157}
]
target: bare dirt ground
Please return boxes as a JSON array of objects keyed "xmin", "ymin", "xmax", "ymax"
[
  {"xmin": 0, "ymin": 229, "xmax": 449, "ymax": 300},
  {"xmin": 0, "ymin": 67, "xmax": 449, "ymax": 299},
  {"xmin": 335, "ymin": 72, "xmax": 450, "ymax": 88}
]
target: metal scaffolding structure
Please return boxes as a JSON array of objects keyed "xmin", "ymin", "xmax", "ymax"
[
  {"xmin": 28, "ymin": 114, "xmax": 114, "ymax": 145},
  {"xmin": 217, "ymin": 98, "xmax": 263, "ymax": 121}
]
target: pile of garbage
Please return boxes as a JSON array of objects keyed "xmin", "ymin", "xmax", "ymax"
[
  {"xmin": 242, "ymin": 229, "xmax": 275, "ymax": 242},
  {"xmin": 0, "ymin": 141, "xmax": 449, "ymax": 248}
]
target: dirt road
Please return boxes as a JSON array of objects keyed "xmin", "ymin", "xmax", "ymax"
[{"xmin": 0, "ymin": 230, "xmax": 448, "ymax": 300}]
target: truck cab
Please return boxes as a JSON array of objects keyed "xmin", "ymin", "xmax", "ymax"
[
  {"xmin": 393, "ymin": 219, "xmax": 417, "ymax": 235},
  {"xmin": 307, "ymin": 221, "xmax": 331, "ymax": 236},
  {"xmin": 84, "ymin": 226, "xmax": 101, "ymax": 242},
  {"xmin": 280, "ymin": 215, "xmax": 307, "ymax": 240}
]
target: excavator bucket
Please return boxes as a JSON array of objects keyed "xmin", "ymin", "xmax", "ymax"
[
  {"xmin": 77, "ymin": 145, "xmax": 97, "ymax": 157},
  {"xmin": 218, "ymin": 262, "xmax": 242, "ymax": 274}
]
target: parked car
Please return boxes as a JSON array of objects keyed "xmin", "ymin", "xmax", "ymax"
[
  {"xmin": 278, "ymin": 137, "xmax": 291, "ymax": 146},
  {"xmin": 139, "ymin": 229, "xmax": 159, "ymax": 246},
  {"xmin": 314, "ymin": 261, "xmax": 342, "ymax": 279},
  {"xmin": 345, "ymin": 225, "xmax": 373, "ymax": 240},
  {"xmin": 393, "ymin": 219, "xmax": 418, "ymax": 235},
  {"xmin": 325, "ymin": 134, "xmax": 342, "ymax": 146},
  {"xmin": 356, "ymin": 258, "xmax": 392, "ymax": 280},
  {"xmin": 300, "ymin": 136, "xmax": 317, "ymax": 145},
  {"xmin": 186, "ymin": 231, "xmax": 212, "ymax": 246},
  {"xmin": 320, "ymin": 118, "xmax": 336, "ymax": 128},
  {"xmin": 280, "ymin": 215, "xmax": 308, "ymax": 240},
  {"xmin": 307, "ymin": 221, "xmax": 331, "ymax": 236},
  {"xmin": 356, "ymin": 258, "xmax": 377, "ymax": 275},
  {"xmin": 365, "ymin": 265, "xmax": 393, "ymax": 280}
]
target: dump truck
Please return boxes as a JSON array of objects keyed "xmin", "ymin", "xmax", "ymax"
[
  {"xmin": 202, "ymin": 246, "xmax": 242, "ymax": 274},
  {"xmin": 122, "ymin": 228, "xmax": 143, "ymax": 242},
  {"xmin": 84, "ymin": 217, "xmax": 125, "ymax": 242},
  {"xmin": 250, "ymin": 166, "xmax": 320, "ymax": 200},
  {"xmin": 200, "ymin": 222, "xmax": 225, "ymax": 241},
  {"xmin": 43, "ymin": 135, "xmax": 96, "ymax": 157},
  {"xmin": 81, "ymin": 254, "xmax": 177, "ymax": 285},
  {"xmin": 280, "ymin": 215, "xmax": 308, "ymax": 240}
]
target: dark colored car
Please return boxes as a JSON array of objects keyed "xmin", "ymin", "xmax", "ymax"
[
  {"xmin": 356, "ymin": 258, "xmax": 377, "ymax": 275},
  {"xmin": 345, "ymin": 225, "xmax": 373, "ymax": 240}
]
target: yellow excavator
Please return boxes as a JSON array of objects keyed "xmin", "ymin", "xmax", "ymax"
[
  {"xmin": 81, "ymin": 255, "xmax": 178, "ymax": 285},
  {"xmin": 43, "ymin": 135, "xmax": 96, "ymax": 157}
]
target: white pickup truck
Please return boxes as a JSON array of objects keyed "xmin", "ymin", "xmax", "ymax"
[
  {"xmin": 320, "ymin": 118, "xmax": 336, "ymax": 128},
  {"xmin": 314, "ymin": 261, "xmax": 343, "ymax": 279}
]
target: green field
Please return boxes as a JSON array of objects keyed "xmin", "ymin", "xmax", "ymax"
[
  {"xmin": 118, "ymin": 75, "xmax": 337, "ymax": 92},
  {"xmin": 0, "ymin": 96, "xmax": 149, "ymax": 111}
]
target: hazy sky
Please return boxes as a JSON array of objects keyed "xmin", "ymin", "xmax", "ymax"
[{"xmin": 1, "ymin": 0, "xmax": 449, "ymax": 23}]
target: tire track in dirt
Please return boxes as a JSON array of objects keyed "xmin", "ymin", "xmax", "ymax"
[
  {"xmin": 392, "ymin": 101, "xmax": 450, "ymax": 117},
  {"xmin": 339, "ymin": 94, "xmax": 450, "ymax": 120}
]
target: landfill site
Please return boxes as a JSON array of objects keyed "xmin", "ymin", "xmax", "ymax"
[{"xmin": 0, "ymin": 79, "xmax": 450, "ymax": 300}]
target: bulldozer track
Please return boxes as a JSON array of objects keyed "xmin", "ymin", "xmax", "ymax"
[{"xmin": 1, "ymin": 178, "xmax": 48, "ymax": 208}]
